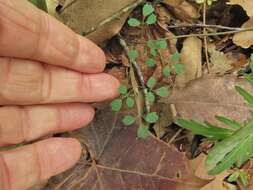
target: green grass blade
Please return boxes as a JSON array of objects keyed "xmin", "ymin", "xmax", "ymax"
[
  {"xmin": 176, "ymin": 119, "xmax": 233, "ymax": 140},
  {"xmin": 216, "ymin": 116, "xmax": 242, "ymax": 130},
  {"xmin": 235, "ymin": 86, "xmax": 253, "ymax": 107},
  {"xmin": 208, "ymin": 137, "xmax": 247, "ymax": 175},
  {"xmin": 245, "ymin": 74, "xmax": 253, "ymax": 87},
  {"xmin": 206, "ymin": 118, "xmax": 253, "ymax": 172},
  {"xmin": 237, "ymin": 133, "xmax": 253, "ymax": 167}
]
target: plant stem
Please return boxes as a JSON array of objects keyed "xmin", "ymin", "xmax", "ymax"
[
  {"xmin": 117, "ymin": 35, "xmax": 151, "ymax": 113},
  {"xmin": 167, "ymin": 23, "xmax": 243, "ymax": 31},
  {"xmin": 83, "ymin": 0, "xmax": 145, "ymax": 36},
  {"xmin": 165, "ymin": 27, "xmax": 253, "ymax": 39},
  {"xmin": 203, "ymin": 0, "xmax": 210, "ymax": 72}
]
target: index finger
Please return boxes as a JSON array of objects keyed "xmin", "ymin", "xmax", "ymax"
[{"xmin": 0, "ymin": 0, "xmax": 106, "ymax": 73}]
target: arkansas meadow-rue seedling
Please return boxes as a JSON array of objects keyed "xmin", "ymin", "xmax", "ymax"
[{"xmin": 111, "ymin": 3, "xmax": 184, "ymax": 139}]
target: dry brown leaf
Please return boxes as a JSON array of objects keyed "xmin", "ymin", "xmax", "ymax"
[
  {"xmin": 163, "ymin": 0, "xmax": 184, "ymax": 6},
  {"xmin": 200, "ymin": 172, "xmax": 237, "ymax": 190},
  {"xmin": 233, "ymin": 17, "xmax": 253, "ymax": 48},
  {"xmin": 165, "ymin": 75, "xmax": 253, "ymax": 127},
  {"xmin": 47, "ymin": 0, "xmax": 137, "ymax": 43},
  {"xmin": 175, "ymin": 37, "xmax": 202, "ymax": 87},
  {"xmin": 178, "ymin": 1, "xmax": 200, "ymax": 19},
  {"xmin": 46, "ymin": 107, "xmax": 207, "ymax": 190},
  {"xmin": 228, "ymin": 0, "xmax": 253, "ymax": 17},
  {"xmin": 208, "ymin": 44, "xmax": 234, "ymax": 75},
  {"xmin": 192, "ymin": 154, "xmax": 214, "ymax": 181}
]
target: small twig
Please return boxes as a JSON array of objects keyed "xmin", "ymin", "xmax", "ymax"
[
  {"xmin": 168, "ymin": 129, "xmax": 183, "ymax": 144},
  {"xmin": 203, "ymin": 0, "xmax": 210, "ymax": 72},
  {"xmin": 167, "ymin": 23, "xmax": 243, "ymax": 31},
  {"xmin": 164, "ymin": 27, "xmax": 253, "ymax": 39},
  {"xmin": 117, "ymin": 35, "xmax": 151, "ymax": 113},
  {"xmin": 83, "ymin": 0, "xmax": 145, "ymax": 36}
]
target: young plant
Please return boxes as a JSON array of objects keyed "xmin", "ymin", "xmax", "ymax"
[{"xmin": 111, "ymin": 3, "xmax": 184, "ymax": 139}]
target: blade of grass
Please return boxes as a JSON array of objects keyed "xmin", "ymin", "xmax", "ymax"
[
  {"xmin": 206, "ymin": 118, "xmax": 253, "ymax": 172},
  {"xmin": 235, "ymin": 86, "xmax": 253, "ymax": 107},
  {"xmin": 215, "ymin": 116, "xmax": 242, "ymax": 130}
]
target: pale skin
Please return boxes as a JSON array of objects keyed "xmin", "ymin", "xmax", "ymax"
[{"xmin": 0, "ymin": 1, "xmax": 120, "ymax": 190}]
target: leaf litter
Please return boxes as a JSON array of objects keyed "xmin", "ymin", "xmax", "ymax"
[{"xmin": 32, "ymin": 0, "xmax": 253, "ymax": 189}]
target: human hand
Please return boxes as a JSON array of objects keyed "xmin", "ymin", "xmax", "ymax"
[{"xmin": 0, "ymin": 1, "xmax": 119, "ymax": 190}]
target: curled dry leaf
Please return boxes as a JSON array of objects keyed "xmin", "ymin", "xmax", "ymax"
[
  {"xmin": 228, "ymin": 0, "xmax": 253, "ymax": 17},
  {"xmin": 208, "ymin": 44, "xmax": 234, "ymax": 75},
  {"xmin": 46, "ymin": 0, "xmax": 138, "ymax": 43},
  {"xmin": 46, "ymin": 107, "xmax": 207, "ymax": 190},
  {"xmin": 165, "ymin": 75, "xmax": 253, "ymax": 127},
  {"xmin": 177, "ymin": 1, "xmax": 200, "ymax": 19},
  {"xmin": 233, "ymin": 17, "xmax": 253, "ymax": 48},
  {"xmin": 175, "ymin": 37, "xmax": 202, "ymax": 87}
]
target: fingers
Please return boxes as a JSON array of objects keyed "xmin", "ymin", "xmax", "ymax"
[
  {"xmin": 0, "ymin": 58, "xmax": 119, "ymax": 105},
  {"xmin": 0, "ymin": 103, "xmax": 94, "ymax": 146},
  {"xmin": 0, "ymin": 138, "xmax": 81, "ymax": 190},
  {"xmin": 0, "ymin": 0, "xmax": 105, "ymax": 73}
]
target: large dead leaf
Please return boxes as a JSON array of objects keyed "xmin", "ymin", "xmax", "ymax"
[
  {"xmin": 165, "ymin": 75, "xmax": 253, "ymax": 127},
  {"xmin": 175, "ymin": 37, "xmax": 202, "ymax": 87},
  {"xmin": 233, "ymin": 17, "xmax": 253, "ymax": 48},
  {"xmin": 47, "ymin": 0, "xmax": 139, "ymax": 43},
  {"xmin": 46, "ymin": 108, "xmax": 206, "ymax": 190},
  {"xmin": 228, "ymin": 0, "xmax": 253, "ymax": 17}
]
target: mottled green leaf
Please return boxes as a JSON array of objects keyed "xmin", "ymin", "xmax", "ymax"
[
  {"xmin": 145, "ymin": 58, "xmax": 155, "ymax": 67},
  {"xmin": 147, "ymin": 77, "xmax": 157, "ymax": 89},
  {"xmin": 137, "ymin": 124, "xmax": 150, "ymax": 139},
  {"xmin": 155, "ymin": 86, "xmax": 170, "ymax": 98},
  {"xmin": 143, "ymin": 3, "xmax": 154, "ymax": 17},
  {"xmin": 145, "ymin": 14, "xmax": 157, "ymax": 25},
  {"xmin": 122, "ymin": 115, "xmax": 136, "ymax": 126},
  {"xmin": 126, "ymin": 97, "xmax": 135, "ymax": 108},
  {"xmin": 145, "ymin": 112, "xmax": 159, "ymax": 123},
  {"xmin": 146, "ymin": 92, "xmax": 155, "ymax": 104},
  {"xmin": 163, "ymin": 66, "xmax": 171, "ymax": 77},
  {"xmin": 128, "ymin": 18, "xmax": 141, "ymax": 27},
  {"xmin": 110, "ymin": 99, "xmax": 122, "ymax": 112}
]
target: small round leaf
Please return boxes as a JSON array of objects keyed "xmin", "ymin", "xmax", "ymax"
[
  {"xmin": 145, "ymin": 14, "xmax": 157, "ymax": 25},
  {"xmin": 155, "ymin": 86, "xmax": 170, "ymax": 98},
  {"xmin": 137, "ymin": 124, "xmax": 150, "ymax": 139},
  {"xmin": 170, "ymin": 52, "xmax": 181, "ymax": 61},
  {"xmin": 145, "ymin": 112, "xmax": 159, "ymax": 123},
  {"xmin": 128, "ymin": 50, "xmax": 139, "ymax": 61},
  {"xmin": 128, "ymin": 18, "xmax": 141, "ymax": 27},
  {"xmin": 118, "ymin": 85, "xmax": 128, "ymax": 95},
  {"xmin": 143, "ymin": 3, "xmax": 155, "ymax": 17},
  {"xmin": 163, "ymin": 66, "xmax": 171, "ymax": 77},
  {"xmin": 146, "ymin": 92, "xmax": 155, "ymax": 104},
  {"xmin": 145, "ymin": 58, "xmax": 155, "ymax": 67},
  {"xmin": 126, "ymin": 97, "xmax": 135, "ymax": 108},
  {"xmin": 155, "ymin": 39, "xmax": 167, "ymax": 49},
  {"xmin": 122, "ymin": 115, "xmax": 136, "ymax": 126},
  {"xmin": 147, "ymin": 77, "xmax": 157, "ymax": 89},
  {"xmin": 110, "ymin": 99, "xmax": 122, "ymax": 112}
]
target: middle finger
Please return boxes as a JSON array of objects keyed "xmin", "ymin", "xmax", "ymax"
[{"xmin": 0, "ymin": 57, "xmax": 119, "ymax": 105}]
